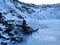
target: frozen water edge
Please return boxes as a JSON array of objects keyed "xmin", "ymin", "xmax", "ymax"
[{"xmin": 9, "ymin": 19, "xmax": 60, "ymax": 45}]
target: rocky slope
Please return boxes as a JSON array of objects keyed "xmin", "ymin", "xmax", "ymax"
[{"xmin": 0, "ymin": 0, "xmax": 38, "ymax": 45}]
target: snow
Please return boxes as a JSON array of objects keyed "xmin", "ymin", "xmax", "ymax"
[
  {"xmin": 0, "ymin": 0, "xmax": 60, "ymax": 45},
  {"xmin": 20, "ymin": 19, "xmax": 60, "ymax": 45},
  {"xmin": 8, "ymin": 19, "xmax": 60, "ymax": 45}
]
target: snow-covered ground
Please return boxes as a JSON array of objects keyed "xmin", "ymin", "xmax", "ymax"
[
  {"xmin": 26, "ymin": 19, "xmax": 60, "ymax": 45},
  {"xmin": 10, "ymin": 19, "xmax": 60, "ymax": 45},
  {"xmin": 0, "ymin": 0, "xmax": 60, "ymax": 45}
]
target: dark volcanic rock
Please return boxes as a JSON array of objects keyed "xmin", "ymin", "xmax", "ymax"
[
  {"xmin": 1, "ymin": 42, "xmax": 7, "ymax": 45},
  {"xmin": 10, "ymin": 37, "xmax": 23, "ymax": 43}
]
